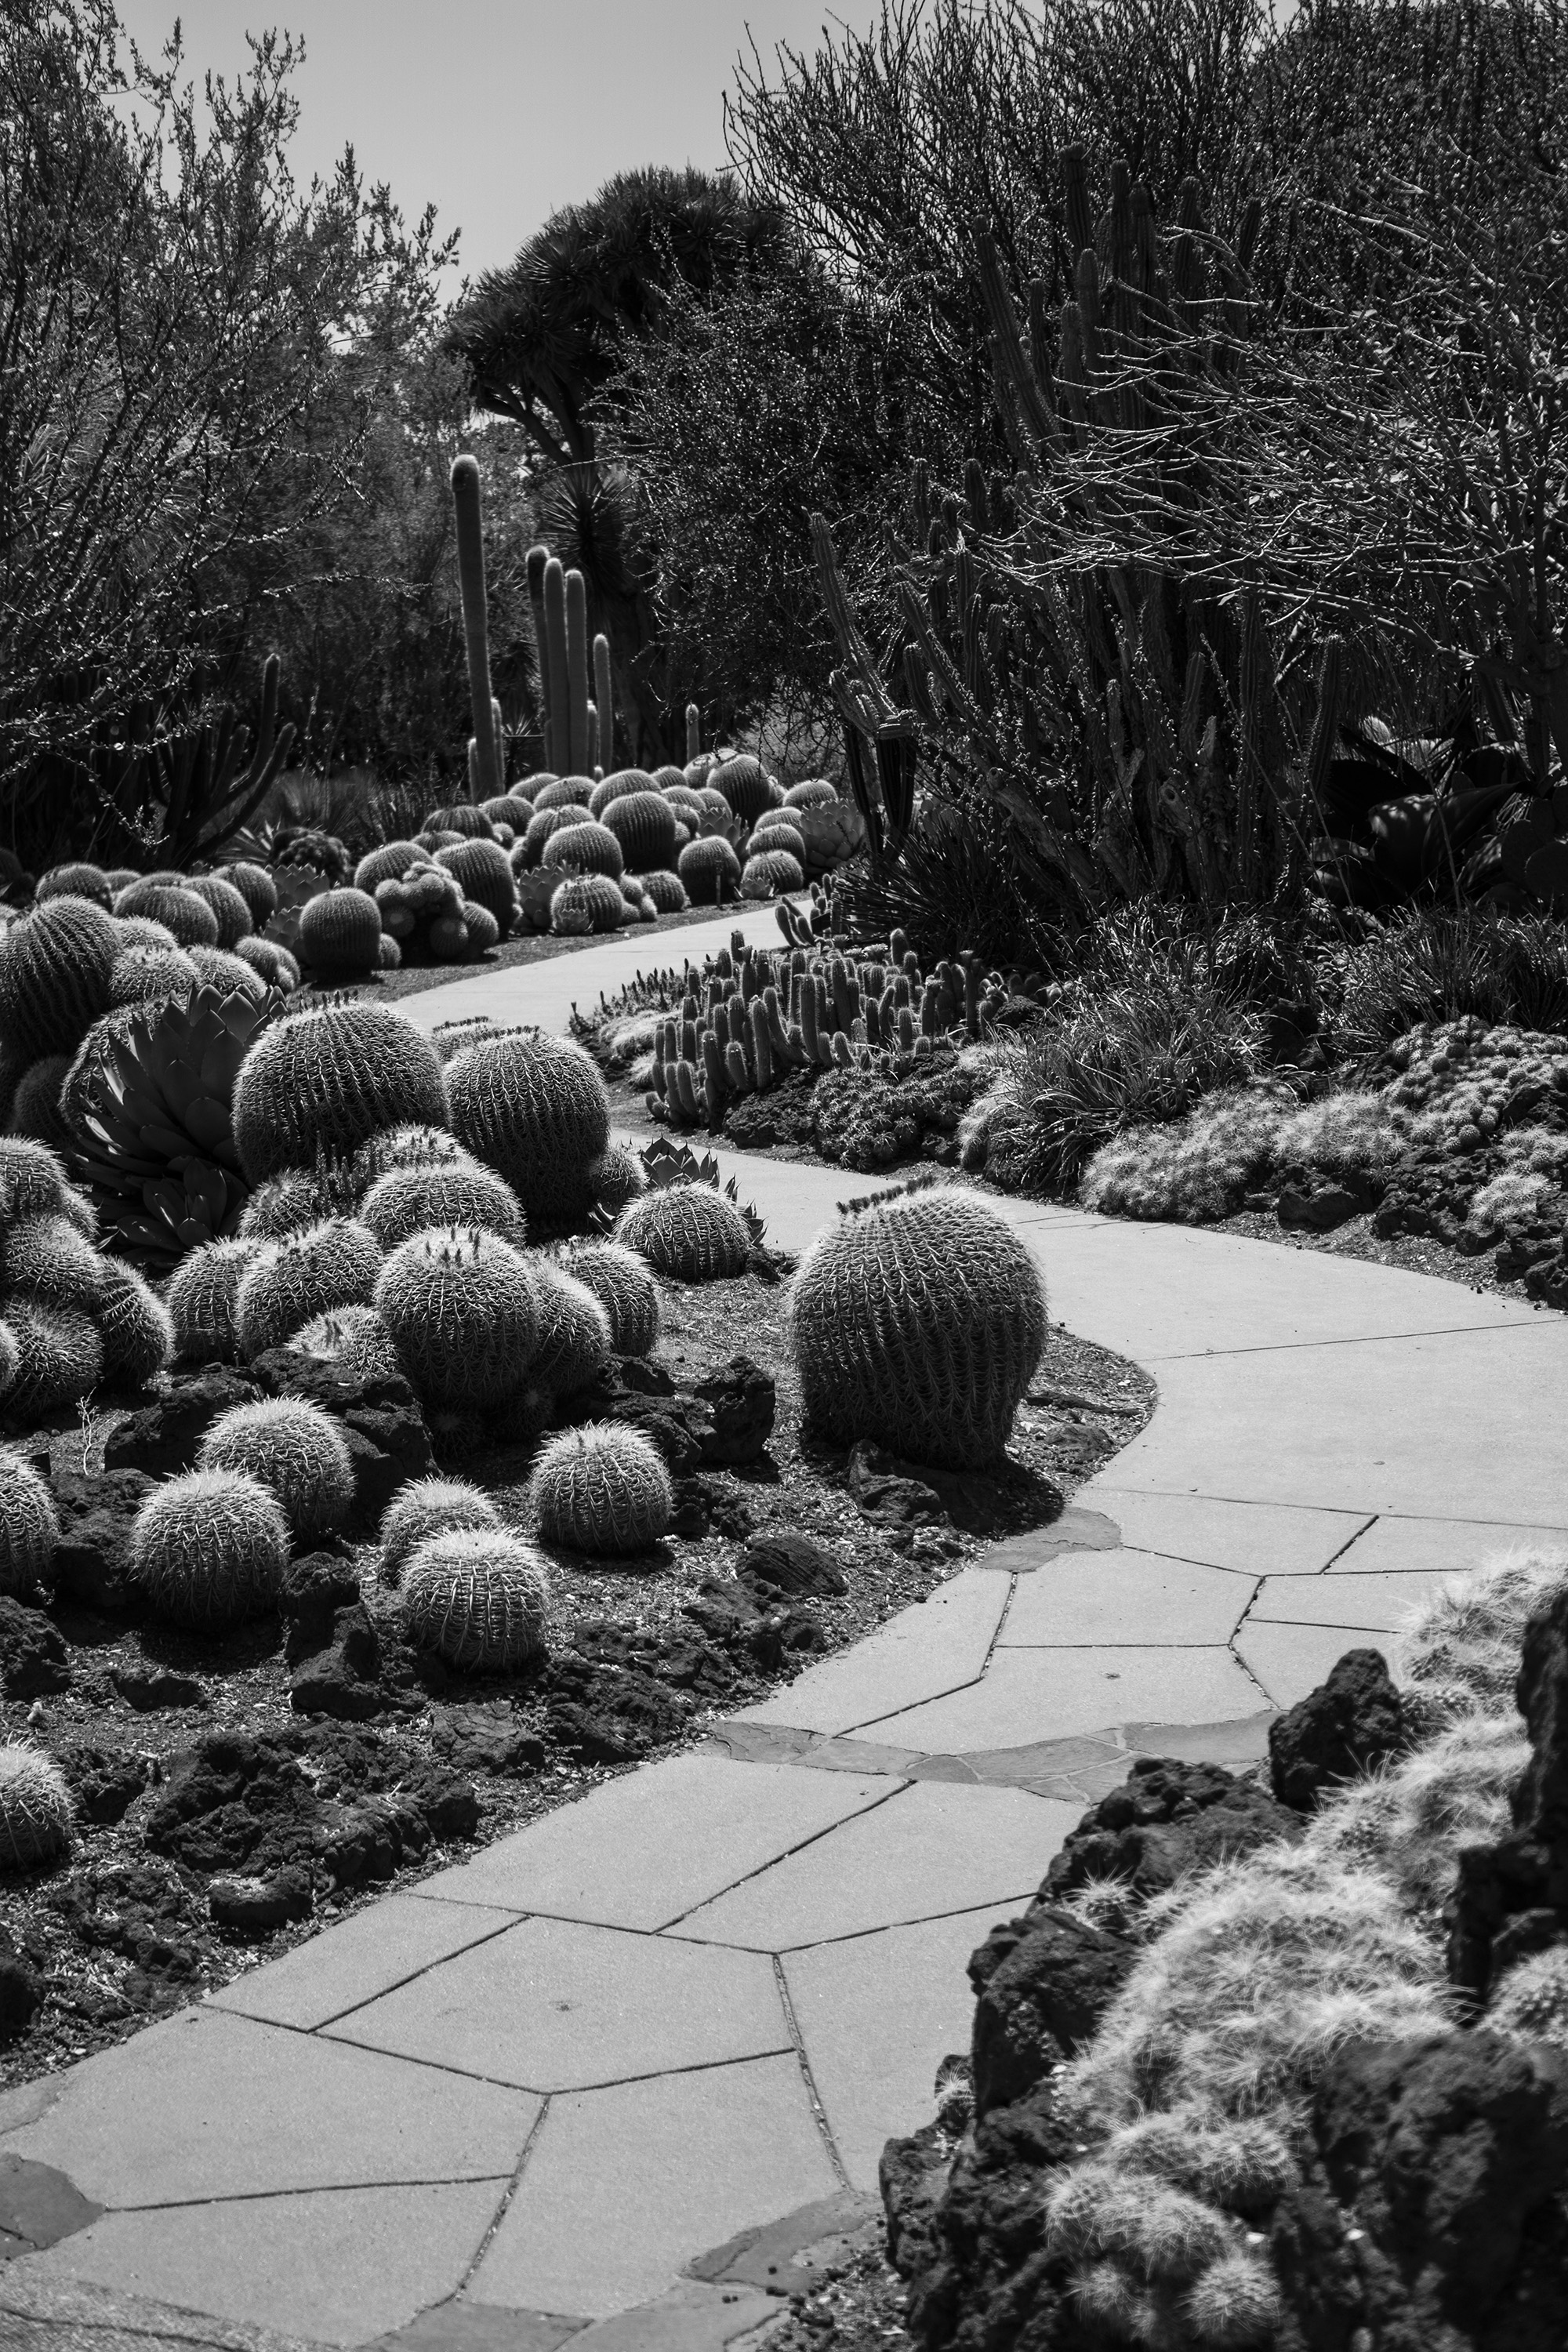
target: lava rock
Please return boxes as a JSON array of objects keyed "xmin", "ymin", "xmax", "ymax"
[
  {"xmin": 279, "ymin": 1551, "xmax": 363, "ymax": 1663},
  {"xmin": 543, "ymin": 1653, "xmax": 691, "ymax": 1762},
  {"xmin": 604, "ymin": 1392, "xmax": 717, "ymax": 1476},
  {"xmin": 668, "ymin": 1475, "xmax": 713, "ymax": 1538},
  {"xmin": 1270, "ymin": 1646, "xmax": 1406, "ymax": 1812},
  {"xmin": 143, "ymin": 1733, "xmax": 319, "ymax": 1877},
  {"xmin": 339, "ymin": 1401, "xmax": 434, "ymax": 1526},
  {"xmin": 611, "ymin": 1353, "xmax": 677, "ymax": 1398},
  {"xmin": 848, "ymin": 1440, "xmax": 946, "ymax": 1532},
  {"xmin": 109, "ymin": 1662, "xmax": 208, "ymax": 1712},
  {"xmin": 0, "ymin": 1595, "xmax": 71, "ymax": 1697},
  {"xmin": 1045, "ymin": 1755, "xmax": 1301, "ymax": 1902},
  {"xmin": 1272, "ymin": 2028, "xmax": 1568, "ymax": 2349},
  {"xmin": 48, "ymin": 1467, "xmax": 155, "ymax": 1613},
  {"xmin": 0, "ymin": 1926, "xmax": 43, "ymax": 2043},
  {"xmin": 736, "ymin": 1530, "xmax": 846, "ymax": 1601},
  {"xmin": 101, "ymin": 1369, "xmax": 261, "ymax": 1476},
  {"xmin": 289, "ymin": 1604, "xmax": 386, "ymax": 1721},
  {"xmin": 1449, "ymin": 1581, "xmax": 1568, "ymax": 2000},
  {"xmin": 429, "ymin": 1703, "xmax": 546, "ymax": 1777},
  {"xmin": 208, "ymin": 1867, "xmax": 313, "ymax": 1938},
  {"xmin": 1276, "ymin": 1180, "xmax": 1364, "ymax": 1231},
  {"xmin": 59, "ymin": 1744, "xmax": 154, "ymax": 1827},
  {"xmin": 692, "ymin": 1354, "xmax": 775, "ymax": 1463},
  {"xmin": 967, "ymin": 1904, "xmax": 1138, "ymax": 2119}
]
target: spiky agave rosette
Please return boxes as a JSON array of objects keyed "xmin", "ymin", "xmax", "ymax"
[{"xmin": 68, "ymin": 983, "xmax": 278, "ymax": 1270}]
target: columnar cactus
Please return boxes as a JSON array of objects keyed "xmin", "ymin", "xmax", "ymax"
[
  {"xmin": 789, "ymin": 1181, "xmax": 1048, "ymax": 1468},
  {"xmin": 360, "ymin": 1160, "xmax": 527, "ymax": 1250},
  {"xmin": 296, "ymin": 889, "xmax": 384, "ymax": 978},
  {"xmin": 0, "ymin": 897, "xmax": 121, "ymax": 1060},
  {"xmin": 445, "ymin": 1029, "xmax": 611, "ymax": 1231},
  {"xmin": 558, "ymin": 1237, "xmax": 660, "ymax": 1356},
  {"xmin": 198, "ymin": 1396, "xmax": 356, "ymax": 1536},
  {"xmin": 677, "ymin": 837, "xmax": 742, "ymax": 905},
  {"xmin": 129, "ymin": 1467, "xmax": 289, "ymax": 1628},
  {"xmin": 373, "ymin": 1225, "xmax": 539, "ymax": 1408},
  {"xmin": 686, "ymin": 703, "xmax": 701, "ymax": 762},
  {"xmin": 183, "ymin": 874, "xmax": 255, "ymax": 950},
  {"xmin": 452, "ymin": 453, "xmax": 503, "ymax": 800},
  {"xmin": 0, "ymin": 1746, "xmax": 72, "ymax": 1868},
  {"xmin": 615, "ymin": 1182, "xmax": 752, "ymax": 1281},
  {"xmin": 593, "ymin": 633, "xmax": 615, "ymax": 773},
  {"xmin": 525, "ymin": 1262, "xmax": 612, "ymax": 1399},
  {"xmin": 566, "ymin": 568, "xmax": 590, "ymax": 774},
  {"xmin": 0, "ymin": 1450, "xmax": 59, "ymax": 1599},
  {"xmin": 165, "ymin": 1237, "xmax": 266, "ymax": 1362},
  {"xmin": 234, "ymin": 1218, "xmax": 383, "ymax": 1359},
  {"xmin": 543, "ymin": 557, "xmax": 572, "ymax": 775},
  {"xmin": 232, "ymin": 1003, "xmax": 447, "ymax": 1181},
  {"xmin": 379, "ymin": 1475, "xmax": 502, "ymax": 1585},
  {"xmin": 528, "ymin": 1424, "xmax": 673, "ymax": 1555},
  {"xmin": 401, "ymin": 1528, "xmax": 550, "ymax": 1670}
]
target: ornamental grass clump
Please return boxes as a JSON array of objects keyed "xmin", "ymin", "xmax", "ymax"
[
  {"xmin": 788, "ymin": 1179, "xmax": 1047, "ymax": 1469},
  {"xmin": 129, "ymin": 1468, "xmax": 289, "ymax": 1628},
  {"xmin": 198, "ymin": 1396, "xmax": 356, "ymax": 1537},
  {"xmin": 557, "ymin": 1238, "xmax": 659, "ymax": 1356},
  {"xmin": 379, "ymin": 1476, "xmax": 501, "ymax": 1586},
  {"xmin": 614, "ymin": 1181, "xmax": 751, "ymax": 1281},
  {"xmin": 0, "ymin": 1745, "xmax": 72, "ymax": 1869},
  {"xmin": 373, "ymin": 1225, "xmax": 539, "ymax": 1409},
  {"xmin": 529, "ymin": 1424, "xmax": 673, "ymax": 1556},
  {"xmin": 0, "ymin": 1450, "xmax": 58, "ymax": 1599},
  {"xmin": 401, "ymin": 1527, "xmax": 550, "ymax": 1671}
]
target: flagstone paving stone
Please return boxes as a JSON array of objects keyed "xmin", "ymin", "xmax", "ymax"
[
  {"xmin": 1248, "ymin": 1570, "xmax": 1450, "ymax": 1634},
  {"xmin": 858, "ymin": 1642, "xmax": 1265, "ymax": 1753},
  {"xmin": 996, "ymin": 1549, "xmax": 1254, "ymax": 1647},
  {"xmin": 1323, "ymin": 1511, "xmax": 1568, "ymax": 1573},
  {"xmin": 209, "ymin": 1894, "xmax": 517, "ymax": 2033},
  {"xmin": 1235, "ymin": 1618, "xmax": 1402, "ymax": 1708},
  {"xmin": 724, "ymin": 1566, "xmax": 1011, "ymax": 1737},
  {"xmin": 1087, "ymin": 1485, "xmax": 1372, "ymax": 1576}
]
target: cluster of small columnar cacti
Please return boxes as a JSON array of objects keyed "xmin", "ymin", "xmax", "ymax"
[{"xmin": 583, "ymin": 910, "xmax": 1007, "ymax": 1138}]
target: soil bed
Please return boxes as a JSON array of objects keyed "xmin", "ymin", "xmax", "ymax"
[{"xmin": 0, "ymin": 1268, "xmax": 1149, "ymax": 2089}]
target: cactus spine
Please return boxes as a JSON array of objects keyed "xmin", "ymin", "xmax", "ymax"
[{"xmin": 451, "ymin": 454, "xmax": 502, "ymax": 800}]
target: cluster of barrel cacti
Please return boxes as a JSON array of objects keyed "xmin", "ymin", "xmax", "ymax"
[
  {"xmin": 584, "ymin": 906, "xmax": 1007, "ymax": 1137},
  {"xmin": 0, "ymin": 1138, "xmax": 172, "ymax": 1418}
]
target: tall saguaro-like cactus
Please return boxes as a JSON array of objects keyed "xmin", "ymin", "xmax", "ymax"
[
  {"xmin": 593, "ymin": 633, "xmax": 614, "ymax": 773},
  {"xmin": 543, "ymin": 557, "xmax": 571, "ymax": 775},
  {"xmin": 450, "ymin": 456, "xmax": 503, "ymax": 801},
  {"xmin": 566, "ymin": 570, "xmax": 591, "ymax": 774}
]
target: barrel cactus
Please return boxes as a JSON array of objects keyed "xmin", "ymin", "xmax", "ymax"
[
  {"xmin": 9, "ymin": 1056, "xmax": 74, "ymax": 1155},
  {"xmin": 710, "ymin": 754, "xmax": 775, "ymax": 822},
  {"xmin": 601, "ymin": 791, "xmax": 677, "ymax": 874},
  {"xmin": 183, "ymin": 873, "xmax": 255, "ymax": 949},
  {"xmin": 189, "ymin": 946, "xmax": 269, "ymax": 1002},
  {"xmin": 586, "ymin": 768, "xmax": 654, "ymax": 818},
  {"xmin": 234, "ymin": 1217, "xmax": 383, "ymax": 1359},
  {"xmin": 521, "ymin": 807, "xmax": 574, "ymax": 866},
  {"xmin": 360, "ymin": 1160, "xmax": 527, "ymax": 1250},
  {"xmin": 531, "ymin": 775, "xmax": 593, "ymax": 811},
  {"xmin": 296, "ymin": 887, "xmax": 383, "ymax": 978},
  {"xmin": 109, "ymin": 942, "xmax": 200, "ymax": 1006},
  {"xmin": 445, "ymin": 1029, "xmax": 611, "ymax": 1232},
  {"xmin": 2, "ymin": 1211, "xmax": 106, "ymax": 1309},
  {"xmin": 528, "ymin": 1424, "xmax": 672, "ymax": 1556},
  {"xmin": 526, "ymin": 1262, "xmax": 612, "ymax": 1399},
  {"xmin": 238, "ymin": 1171, "xmax": 329, "ymax": 1242},
  {"xmin": 4, "ymin": 1303, "xmax": 103, "ymax": 1416},
  {"xmin": 234, "ymin": 937, "xmax": 299, "ymax": 993},
  {"xmin": 113, "ymin": 880, "xmax": 221, "ymax": 949},
  {"xmin": 379, "ymin": 1475, "xmax": 502, "ymax": 1586},
  {"xmin": 129, "ymin": 1467, "xmax": 289, "ymax": 1628},
  {"xmin": 0, "ymin": 896, "xmax": 120, "ymax": 1061},
  {"xmin": 542, "ymin": 819, "xmax": 624, "ymax": 881},
  {"xmin": 374, "ymin": 1225, "xmax": 539, "ymax": 1409},
  {"xmin": 550, "ymin": 873, "xmax": 626, "ymax": 935},
  {"xmin": 434, "ymin": 839, "xmax": 515, "ymax": 935},
  {"xmin": 354, "ymin": 842, "xmax": 423, "ymax": 895},
  {"xmin": 789, "ymin": 1181, "xmax": 1048, "ymax": 1469},
  {"xmin": 0, "ymin": 1746, "xmax": 72, "ymax": 1869},
  {"xmin": 221, "ymin": 862, "xmax": 280, "ymax": 927},
  {"xmin": 165, "ymin": 1237, "xmax": 266, "ymax": 1361},
  {"xmin": 401, "ymin": 1528, "xmax": 550, "ymax": 1670},
  {"xmin": 232, "ymin": 1002, "xmax": 447, "ymax": 1182},
  {"xmin": 677, "ymin": 837, "xmax": 742, "ymax": 905},
  {"xmin": 0, "ymin": 1451, "xmax": 58, "ymax": 1599},
  {"xmin": 741, "ymin": 848, "xmax": 805, "ymax": 899},
  {"xmin": 459, "ymin": 901, "xmax": 499, "ymax": 956},
  {"xmin": 557, "ymin": 1238, "xmax": 660, "ymax": 1356},
  {"xmin": 37, "ymin": 862, "xmax": 113, "ymax": 910},
  {"xmin": 639, "ymin": 870, "xmax": 689, "ymax": 916},
  {"xmin": 348, "ymin": 1123, "xmax": 474, "ymax": 1194},
  {"xmin": 784, "ymin": 779, "xmax": 839, "ymax": 810},
  {"xmin": 96, "ymin": 1258, "xmax": 174, "ymax": 1385},
  {"xmin": 198, "ymin": 1396, "xmax": 356, "ymax": 1536},
  {"xmin": 0, "ymin": 1139, "xmax": 75, "ymax": 1222},
  {"xmin": 615, "ymin": 1182, "xmax": 752, "ymax": 1282},
  {"xmin": 586, "ymin": 1144, "xmax": 648, "ymax": 1218}
]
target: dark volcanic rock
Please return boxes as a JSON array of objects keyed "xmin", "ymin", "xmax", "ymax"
[
  {"xmin": 49, "ymin": 1467, "xmax": 154, "ymax": 1612},
  {"xmin": 1272, "ymin": 2029, "xmax": 1568, "ymax": 2350},
  {"xmin": 58, "ymin": 1744, "xmax": 154, "ymax": 1827},
  {"xmin": 289, "ymin": 1604, "xmax": 387, "ymax": 1720},
  {"xmin": 278, "ymin": 1551, "xmax": 363, "ymax": 1663},
  {"xmin": 848, "ymin": 1440, "xmax": 946, "ymax": 1532},
  {"xmin": 692, "ymin": 1353, "xmax": 775, "ymax": 1462},
  {"xmin": 1449, "ymin": 1583, "xmax": 1568, "ymax": 2002},
  {"xmin": 208, "ymin": 1867, "xmax": 313, "ymax": 1938},
  {"xmin": 736, "ymin": 1530, "xmax": 846, "ymax": 1601},
  {"xmin": 605, "ymin": 1392, "xmax": 716, "ymax": 1476},
  {"xmin": 429, "ymin": 1703, "xmax": 546, "ymax": 1778},
  {"xmin": 543, "ymin": 1653, "xmax": 692, "ymax": 1762},
  {"xmin": 102, "ymin": 1369, "xmax": 260, "ymax": 1475},
  {"xmin": 1270, "ymin": 1646, "xmax": 1406, "ymax": 1811},
  {"xmin": 109, "ymin": 1662, "xmax": 208, "ymax": 1711},
  {"xmin": 0, "ymin": 1595, "xmax": 71, "ymax": 1697},
  {"xmin": 967, "ymin": 1905, "xmax": 1138, "ymax": 2119},
  {"xmin": 1045, "ymin": 1756, "xmax": 1301, "ymax": 1901},
  {"xmin": 0, "ymin": 1926, "xmax": 43, "ymax": 2042}
]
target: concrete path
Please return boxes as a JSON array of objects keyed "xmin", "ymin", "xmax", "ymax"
[{"xmin": 4, "ymin": 906, "xmax": 1566, "ymax": 2349}]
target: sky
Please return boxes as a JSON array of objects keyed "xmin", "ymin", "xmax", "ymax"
[{"xmin": 115, "ymin": 1, "xmax": 880, "ymax": 291}]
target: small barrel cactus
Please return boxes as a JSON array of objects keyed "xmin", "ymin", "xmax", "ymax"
[
  {"xmin": 1489, "ymin": 1946, "xmax": 1568, "ymax": 2046},
  {"xmin": 234, "ymin": 937, "xmax": 299, "ymax": 993},
  {"xmin": 557, "ymin": 1238, "xmax": 660, "ymax": 1356},
  {"xmin": 789, "ymin": 1181, "xmax": 1048, "ymax": 1469},
  {"xmin": 587, "ymin": 768, "xmax": 655, "ymax": 818},
  {"xmin": 130, "ymin": 1467, "xmax": 290, "ymax": 1628},
  {"xmin": 97, "ymin": 1258, "xmax": 174, "ymax": 1385},
  {"xmin": 521, "ymin": 807, "xmax": 574, "ymax": 866},
  {"xmin": 9, "ymin": 1054, "xmax": 75, "ymax": 1155},
  {"xmin": 379, "ymin": 1475, "xmax": 500, "ymax": 1585},
  {"xmin": 0, "ymin": 1138, "xmax": 74, "ymax": 1222},
  {"xmin": 0, "ymin": 1450, "xmax": 59, "ymax": 1599},
  {"xmin": 459, "ymin": 901, "xmax": 499, "ymax": 957},
  {"xmin": 601, "ymin": 791, "xmax": 677, "ymax": 873},
  {"xmin": 526, "ymin": 1262, "xmax": 612, "ymax": 1399},
  {"xmin": 0, "ymin": 896, "xmax": 121, "ymax": 1061},
  {"xmin": 638, "ymin": 869, "xmax": 690, "ymax": 916},
  {"xmin": 615, "ymin": 1181, "xmax": 752, "ymax": 1282},
  {"xmin": 531, "ymin": 775, "xmax": 593, "ymax": 811},
  {"xmin": 710, "ymin": 753, "xmax": 775, "ymax": 822},
  {"xmin": 109, "ymin": 942, "xmax": 200, "ymax": 1007},
  {"xmin": 289, "ymin": 1303, "xmax": 403, "ymax": 1385},
  {"xmin": 198, "ymin": 1396, "xmax": 356, "ymax": 1536},
  {"xmin": 435, "ymin": 839, "xmax": 515, "ymax": 935},
  {"xmin": 550, "ymin": 873, "xmax": 626, "ymax": 935},
  {"xmin": 374, "ymin": 1225, "xmax": 539, "ymax": 1408},
  {"xmin": 165, "ymin": 1237, "xmax": 267, "ymax": 1362},
  {"xmin": 349, "ymin": 1123, "xmax": 474, "ymax": 1193},
  {"xmin": 221, "ymin": 862, "xmax": 280, "ymax": 927},
  {"xmin": 528, "ymin": 1424, "xmax": 673, "ymax": 1556},
  {"xmin": 232, "ymin": 1002, "xmax": 447, "ymax": 1182},
  {"xmin": 37, "ymin": 862, "xmax": 113, "ymax": 910},
  {"xmin": 401, "ymin": 1527, "xmax": 550, "ymax": 1670},
  {"xmin": 5, "ymin": 1303, "xmax": 103, "ymax": 1417},
  {"xmin": 741, "ymin": 848, "xmax": 805, "ymax": 899},
  {"xmin": 677, "ymin": 837, "xmax": 742, "ymax": 905},
  {"xmin": 183, "ymin": 873, "xmax": 255, "ymax": 949},
  {"xmin": 238, "ymin": 1171, "xmax": 330, "ymax": 1242},
  {"xmin": 783, "ymin": 779, "xmax": 838, "ymax": 809},
  {"xmin": 360, "ymin": 1161, "xmax": 527, "ymax": 1251},
  {"xmin": 113, "ymin": 880, "xmax": 222, "ymax": 949},
  {"xmin": 354, "ymin": 841, "xmax": 423, "ymax": 895},
  {"xmin": 0, "ymin": 1745, "xmax": 72, "ymax": 1869},
  {"xmin": 445, "ymin": 1029, "xmax": 611, "ymax": 1232},
  {"xmin": 296, "ymin": 887, "xmax": 384, "ymax": 978},
  {"xmin": 234, "ymin": 1217, "xmax": 383, "ymax": 1359},
  {"xmin": 542, "ymin": 819, "xmax": 625, "ymax": 881},
  {"xmin": 187, "ymin": 945, "xmax": 268, "ymax": 1002}
]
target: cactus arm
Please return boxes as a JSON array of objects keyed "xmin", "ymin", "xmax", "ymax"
[{"xmin": 191, "ymin": 720, "xmax": 297, "ymax": 865}]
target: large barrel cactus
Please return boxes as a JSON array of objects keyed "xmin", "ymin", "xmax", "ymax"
[
  {"xmin": 183, "ymin": 874, "xmax": 254, "ymax": 950},
  {"xmin": 434, "ymin": 839, "xmax": 516, "ymax": 935},
  {"xmin": 379, "ymin": 1476, "xmax": 500, "ymax": 1586},
  {"xmin": 400, "ymin": 1527, "xmax": 550, "ymax": 1671},
  {"xmin": 0, "ymin": 897, "xmax": 121, "ymax": 1062},
  {"xmin": 710, "ymin": 754, "xmax": 775, "ymax": 822},
  {"xmin": 524, "ymin": 1261, "xmax": 611, "ymax": 1399},
  {"xmin": 789, "ymin": 1181, "xmax": 1047, "ymax": 1469},
  {"xmin": 542, "ymin": 820, "xmax": 624, "ymax": 881},
  {"xmin": 198, "ymin": 1396, "xmax": 356, "ymax": 1536},
  {"xmin": 601, "ymin": 791, "xmax": 678, "ymax": 873},
  {"xmin": 113, "ymin": 880, "xmax": 222, "ymax": 949},
  {"xmin": 234, "ymin": 1217, "xmax": 382, "ymax": 1359},
  {"xmin": 550, "ymin": 873, "xmax": 626, "ymax": 935},
  {"xmin": 360, "ymin": 1161, "xmax": 527, "ymax": 1251},
  {"xmin": 677, "ymin": 837, "xmax": 742, "ymax": 905},
  {"xmin": 129, "ymin": 1468, "xmax": 289, "ymax": 1628},
  {"xmin": 445, "ymin": 1029, "xmax": 611, "ymax": 1232},
  {"xmin": 296, "ymin": 888, "xmax": 383, "ymax": 978},
  {"xmin": 615, "ymin": 1181, "xmax": 752, "ymax": 1282},
  {"xmin": 221, "ymin": 862, "xmax": 280, "ymax": 927},
  {"xmin": 528, "ymin": 1424, "xmax": 673, "ymax": 1556},
  {"xmin": 232, "ymin": 1001, "xmax": 446, "ymax": 1182},
  {"xmin": 36, "ymin": 862, "xmax": 113, "ymax": 910},
  {"xmin": 557, "ymin": 1237, "xmax": 659, "ymax": 1356},
  {"xmin": 373, "ymin": 1225, "xmax": 539, "ymax": 1408}
]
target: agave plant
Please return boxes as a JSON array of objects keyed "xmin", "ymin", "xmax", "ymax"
[{"xmin": 68, "ymin": 984, "xmax": 278, "ymax": 1269}]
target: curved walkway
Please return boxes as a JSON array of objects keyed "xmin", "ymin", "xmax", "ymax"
[{"xmin": 3, "ymin": 910, "xmax": 1566, "ymax": 2350}]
